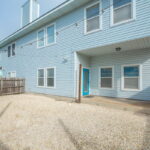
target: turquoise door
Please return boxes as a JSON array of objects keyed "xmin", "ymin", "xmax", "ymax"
[{"xmin": 82, "ymin": 68, "xmax": 90, "ymax": 96}]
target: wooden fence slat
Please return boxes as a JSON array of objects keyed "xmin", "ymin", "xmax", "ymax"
[{"xmin": 0, "ymin": 78, "xmax": 25, "ymax": 96}]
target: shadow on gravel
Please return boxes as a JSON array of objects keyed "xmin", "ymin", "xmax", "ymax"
[
  {"xmin": 135, "ymin": 108, "xmax": 150, "ymax": 150},
  {"xmin": 58, "ymin": 119, "xmax": 82, "ymax": 150},
  {"xmin": 0, "ymin": 140, "xmax": 11, "ymax": 150},
  {"xmin": 0, "ymin": 102, "xmax": 11, "ymax": 118}
]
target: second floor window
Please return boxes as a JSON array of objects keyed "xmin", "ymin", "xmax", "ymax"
[
  {"xmin": 37, "ymin": 24, "xmax": 56, "ymax": 48},
  {"xmin": 38, "ymin": 29, "xmax": 45, "ymax": 48},
  {"xmin": 8, "ymin": 43, "xmax": 15, "ymax": 57},
  {"xmin": 112, "ymin": 0, "xmax": 135, "ymax": 25},
  {"xmin": 46, "ymin": 24, "xmax": 55, "ymax": 45},
  {"xmin": 8, "ymin": 46, "xmax": 11, "ymax": 57},
  {"xmin": 85, "ymin": 2, "xmax": 100, "ymax": 33}
]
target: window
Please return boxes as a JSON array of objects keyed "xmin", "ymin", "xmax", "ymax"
[
  {"xmin": 8, "ymin": 46, "xmax": 11, "ymax": 57},
  {"xmin": 112, "ymin": 0, "xmax": 135, "ymax": 25},
  {"xmin": 100, "ymin": 67, "xmax": 113, "ymax": 88},
  {"xmin": 37, "ymin": 29, "xmax": 45, "ymax": 48},
  {"xmin": 46, "ymin": 68, "xmax": 55, "ymax": 87},
  {"xmin": 122, "ymin": 65, "xmax": 141, "ymax": 90},
  {"xmin": 38, "ymin": 69, "xmax": 45, "ymax": 87},
  {"xmin": 8, "ymin": 72, "xmax": 16, "ymax": 78},
  {"xmin": 12, "ymin": 43, "xmax": 16, "ymax": 56},
  {"xmin": 46, "ymin": 25, "xmax": 55, "ymax": 45},
  {"xmin": 8, "ymin": 43, "xmax": 16, "ymax": 57},
  {"xmin": 85, "ymin": 2, "xmax": 100, "ymax": 33}
]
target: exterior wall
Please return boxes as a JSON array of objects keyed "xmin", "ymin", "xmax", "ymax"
[
  {"xmin": 0, "ymin": 0, "xmax": 150, "ymax": 98},
  {"xmin": 90, "ymin": 49, "xmax": 150, "ymax": 101}
]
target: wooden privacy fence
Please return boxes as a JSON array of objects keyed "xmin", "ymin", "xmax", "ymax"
[{"xmin": 0, "ymin": 78, "xmax": 25, "ymax": 96}]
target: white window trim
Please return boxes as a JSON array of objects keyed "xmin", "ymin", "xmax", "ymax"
[
  {"xmin": 37, "ymin": 67, "xmax": 56, "ymax": 89},
  {"xmin": 99, "ymin": 66, "xmax": 114, "ymax": 90},
  {"xmin": 110, "ymin": 0, "xmax": 136, "ymax": 27},
  {"xmin": 84, "ymin": 1, "xmax": 102, "ymax": 35},
  {"xmin": 8, "ymin": 71, "xmax": 16, "ymax": 78},
  {"xmin": 46, "ymin": 23, "xmax": 56, "ymax": 46},
  {"xmin": 121, "ymin": 64, "xmax": 142, "ymax": 91},
  {"xmin": 37, "ymin": 23, "xmax": 56, "ymax": 49}
]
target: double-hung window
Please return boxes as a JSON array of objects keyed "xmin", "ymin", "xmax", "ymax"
[
  {"xmin": 8, "ymin": 46, "xmax": 11, "ymax": 57},
  {"xmin": 38, "ymin": 69, "xmax": 45, "ymax": 87},
  {"xmin": 100, "ymin": 67, "xmax": 113, "ymax": 89},
  {"xmin": 37, "ymin": 29, "xmax": 45, "ymax": 48},
  {"xmin": 12, "ymin": 43, "xmax": 16, "ymax": 56},
  {"xmin": 37, "ymin": 68, "xmax": 55, "ymax": 88},
  {"xmin": 37, "ymin": 24, "xmax": 56, "ymax": 48},
  {"xmin": 85, "ymin": 2, "xmax": 100, "ymax": 33},
  {"xmin": 122, "ymin": 65, "xmax": 141, "ymax": 90},
  {"xmin": 8, "ymin": 43, "xmax": 16, "ymax": 57},
  {"xmin": 46, "ymin": 68, "xmax": 55, "ymax": 87},
  {"xmin": 112, "ymin": 0, "xmax": 135, "ymax": 25},
  {"xmin": 46, "ymin": 24, "xmax": 55, "ymax": 45},
  {"xmin": 8, "ymin": 71, "xmax": 16, "ymax": 78}
]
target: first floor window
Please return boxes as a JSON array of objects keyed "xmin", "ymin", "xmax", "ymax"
[
  {"xmin": 38, "ymin": 69, "xmax": 44, "ymax": 86},
  {"xmin": 100, "ymin": 67, "xmax": 113, "ymax": 88},
  {"xmin": 85, "ymin": 2, "xmax": 100, "ymax": 33},
  {"xmin": 38, "ymin": 29, "xmax": 45, "ymax": 48},
  {"xmin": 46, "ymin": 68, "xmax": 55, "ymax": 87},
  {"xmin": 122, "ymin": 65, "xmax": 140, "ymax": 90},
  {"xmin": 37, "ymin": 68, "xmax": 55, "ymax": 87},
  {"xmin": 8, "ymin": 72, "xmax": 16, "ymax": 78},
  {"xmin": 113, "ymin": 0, "xmax": 134, "ymax": 24}
]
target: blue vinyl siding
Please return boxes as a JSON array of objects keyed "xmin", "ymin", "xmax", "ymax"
[{"xmin": 0, "ymin": 0, "xmax": 150, "ymax": 100}]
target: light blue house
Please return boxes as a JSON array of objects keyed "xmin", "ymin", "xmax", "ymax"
[{"xmin": 0, "ymin": 0, "xmax": 150, "ymax": 101}]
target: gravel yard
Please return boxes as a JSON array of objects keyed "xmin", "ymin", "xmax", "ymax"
[{"xmin": 0, "ymin": 94, "xmax": 149, "ymax": 150}]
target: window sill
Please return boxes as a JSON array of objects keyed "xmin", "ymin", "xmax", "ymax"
[
  {"xmin": 84, "ymin": 28, "xmax": 102, "ymax": 36},
  {"xmin": 110, "ymin": 18, "xmax": 135, "ymax": 28},
  {"xmin": 99, "ymin": 87, "xmax": 114, "ymax": 90},
  {"xmin": 37, "ymin": 86, "xmax": 55, "ymax": 89},
  {"xmin": 121, "ymin": 88, "xmax": 141, "ymax": 92}
]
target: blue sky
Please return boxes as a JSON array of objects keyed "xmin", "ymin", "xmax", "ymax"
[{"xmin": 0, "ymin": 0, "xmax": 65, "ymax": 40}]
